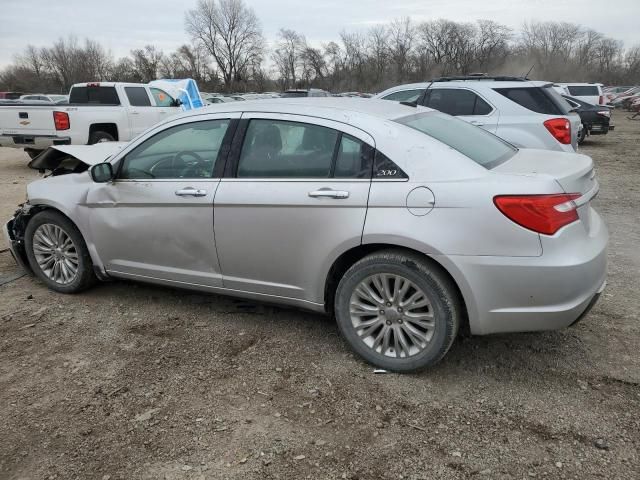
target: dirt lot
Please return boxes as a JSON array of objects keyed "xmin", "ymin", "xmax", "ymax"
[{"xmin": 1, "ymin": 114, "xmax": 638, "ymax": 480}]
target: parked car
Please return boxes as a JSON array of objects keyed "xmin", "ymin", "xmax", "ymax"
[
  {"xmin": 3, "ymin": 98, "xmax": 607, "ymax": 372},
  {"xmin": 204, "ymin": 96, "xmax": 235, "ymax": 104},
  {"xmin": 0, "ymin": 92, "xmax": 23, "ymax": 100},
  {"xmin": 282, "ymin": 88, "xmax": 330, "ymax": 97},
  {"xmin": 0, "ymin": 82, "xmax": 182, "ymax": 158},
  {"xmin": 20, "ymin": 94, "xmax": 69, "ymax": 104},
  {"xmin": 562, "ymin": 95, "xmax": 613, "ymax": 143},
  {"xmin": 553, "ymin": 83, "xmax": 606, "ymax": 106},
  {"xmin": 375, "ymin": 76, "xmax": 581, "ymax": 152}
]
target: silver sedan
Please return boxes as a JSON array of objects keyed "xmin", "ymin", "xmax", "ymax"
[{"xmin": 4, "ymin": 98, "xmax": 608, "ymax": 372}]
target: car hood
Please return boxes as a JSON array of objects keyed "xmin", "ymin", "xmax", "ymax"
[{"xmin": 29, "ymin": 142, "xmax": 127, "ymax": 171}]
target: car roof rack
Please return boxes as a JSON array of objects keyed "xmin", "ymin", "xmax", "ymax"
[{"xmin": 429, "ymin": 75, "xmax": 530, "ymax": 82}]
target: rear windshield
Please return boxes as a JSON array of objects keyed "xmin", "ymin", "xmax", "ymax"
[
  {"xmin": 567, "ymin": 85, "xmax": 599, "ymax": 96},
  {"xmin": 395, "ymin": 112, "xmax": 516, "ymax": 169},
  {"xmin": 69, "ymin": 86, "xmax": 120, "ymax": 105},
  {"xmin": 494, "ymin": 86, "xmax": 570, "ymax": 115}
]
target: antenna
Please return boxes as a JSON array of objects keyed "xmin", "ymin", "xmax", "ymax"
[{"xmin": 523, "ymin": 64, "xmax": 535, "ymax": 79}]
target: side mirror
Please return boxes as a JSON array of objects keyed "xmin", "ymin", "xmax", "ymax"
[
  {"xmin": 171, "ymin": 98, "xmax": 183, "ymax": 107},
  {"xmin": 90, "ymin": 162, "xmax": 114, "ymax": 183}
]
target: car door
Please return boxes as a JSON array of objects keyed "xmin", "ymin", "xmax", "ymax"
[
  {"xmin": 124, "ymin": 86, "xmax": 160, "ymax": 138},
  {"xmin": 85, "ymin": 113, "xmax": 239, "ymax": 287},
  {"xmin": 421, "ymin": 87, "xmax": 498, "ymax": 133},
  {"xmin": 213, "ymin": 113, "xmax": 374, "ymax": 303},
  {"xmin": 150, "ymin": 87, "xmax": 181, "ymax": 122}
]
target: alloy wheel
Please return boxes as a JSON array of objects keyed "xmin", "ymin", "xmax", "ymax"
[
  {"xmin": 32, "ymin": 223, "xmax": 79, "ymax": 285},
  {"xmin": 349, "ymin": 273, "xmax": 435, "ymax": 358}
]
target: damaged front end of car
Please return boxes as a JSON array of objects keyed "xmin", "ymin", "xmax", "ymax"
[{"xmin": 3, "ymin": 203, "xmax": 35, "ymax": 273}]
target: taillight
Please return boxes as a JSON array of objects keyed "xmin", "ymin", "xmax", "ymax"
[
  {"xmin": 494, "ymin": 194, "xmax": 581, "ymax": 235},
  {"xmin": 543, "ymin": 118, "xmax": 571, "ymax": 144},
  {"xmin": 53, "ymin": 111, "xmax": 70, "ymax": 130},
  {"xmin": 598, "ymin": 95, "xmax": 604, "ymax": 105}
]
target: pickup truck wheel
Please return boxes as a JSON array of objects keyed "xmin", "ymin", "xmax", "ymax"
[
  {"xmin": 24, "ymin": 210, "xmax": 97, "ymax": 294},
  {"xmin": 89, "ymin": 131, "xmax": 115, "ymax": 144}
]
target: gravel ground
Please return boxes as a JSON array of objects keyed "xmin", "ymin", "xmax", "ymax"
[{"xmin": 0, "ymin": 113, "xmax": 638, "ymax": 480}]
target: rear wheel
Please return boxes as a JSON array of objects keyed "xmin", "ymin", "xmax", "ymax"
[
  {"xmin": 24, "ymin": 210, "xmax": 96, "ymax": 293},
  {"xmin": 578, "ymin": 125, "xmax": 587, "ymax": 144},
  {"xmin": 334, "ymin": 250, "xmax": 461, "ymax": 372},
  {"xmin": 88, "ymin": 131, "xmax": 115, "ymax": 144}
]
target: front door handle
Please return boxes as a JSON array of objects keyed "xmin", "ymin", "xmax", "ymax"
[
  {"xmin": 175, "ymin": 187, "xmax": 207, "ymax": 197},
  {"xmin": 470, "ymin": 120, "xmax": 484, "ymax": 126},
  {"xmin": 308, "ymin": 189, "xmax": 350, "ymax": 199}
]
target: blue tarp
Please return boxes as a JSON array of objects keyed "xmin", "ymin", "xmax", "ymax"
[{"xmin": 149, "ymin": 79, "xmax": 204, "ymax": 111}]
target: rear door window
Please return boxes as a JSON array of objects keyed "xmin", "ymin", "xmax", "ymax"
[
  {"xmin": 566, "ymin": 85, "xmax": 599, "ymax": 96},
  {"xmin": 334, "ymin": 134, "xmax": 373, "ymax": 179},
  {"xmin": 423, "ymin": 88, "xmax": 492, "ymax": 115},
  {"xmin": 494, "ymin": 86, "xmax": 569, "ymax": 115},
  {"xmin": 382, "ymin": 89, "xmax": 424, "ymax": 103},
  {"xmin": 395, "ymin": 112, "xmax": 516, "ymax": 169},
  {"xmin": 125, "ymin": 87, "xmax": 152, "ymax": 107},
  {"xmin": 69, "ymin": 86, "xmax": 120, "ymax": 105},
  {"xmin": 237, "ymin": 119, "xmax": 338, "ymax": 178}
]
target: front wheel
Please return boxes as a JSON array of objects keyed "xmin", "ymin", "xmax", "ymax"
[
  {"xmin": 334, "ymin": 250, "xmax": 461, "ymax": 372},
  {"xmin": 24, "ymin": 210, "xmax": 96, "ymax": 293}
]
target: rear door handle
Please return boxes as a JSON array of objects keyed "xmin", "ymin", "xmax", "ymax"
[
  {"xmin": 175, "ymin": 187, "xmax": 207, "ymax": 197},
  {"xmin": 308, "ymin": 189, "xmax": 350, "ymax": 199},
  {"xmin": 470, "ymin": 120, "xmax": 484, "ymax": 126}
]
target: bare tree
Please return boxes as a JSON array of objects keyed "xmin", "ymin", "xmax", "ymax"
[
  {"xmin": 272, "ymin": 29, "xmax": 306, "ymax": 89},
  {"xmin": 387, "ymin": 18, "xmax": 414, "ymax": 82},
  {"xmin": 131, "ymin": 45, "xmax": 164, "ymax": 82},
  {"xmin": 185, "ymin": 0, "xmax": 264, "ymax": 91}
]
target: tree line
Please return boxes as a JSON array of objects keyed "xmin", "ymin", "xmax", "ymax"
[{"xmin": 1, "ymin": 0, "xmax": 639, "ymax": 94}]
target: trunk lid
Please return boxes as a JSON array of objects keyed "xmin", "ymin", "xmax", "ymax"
[
  {"xmin": 493, "ymin": 148, "xmax": 597, "ymax": 230},
  {"xmin": 493, "ymin": 148, "xmax": 594, "ymax": 195}
]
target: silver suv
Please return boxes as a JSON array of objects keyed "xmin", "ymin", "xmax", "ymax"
[
  {"xmin": 4, "ymin": 98, "xmax": 607, "ymax": 372},
  {"xmin": 375, "ymin": 76, "xmax": 581, "ymax": 152}
]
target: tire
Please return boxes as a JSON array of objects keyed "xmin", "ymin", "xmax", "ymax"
[
  {"xmin": 24, "ymin": 210, "xmax": 97, "ymax": 293},
  {"xmin": 334, "ymin": 250, "xmax": 461, "ymax": 372},
  {"xmin": 578, "ymin": 126, "xmax": 587, "ymax": 144},
  {"xmin": 88, "ymin": 130, "xmax": 115, "ymax": 144}
]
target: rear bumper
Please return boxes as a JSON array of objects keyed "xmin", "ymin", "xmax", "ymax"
[
  {"xmin": 0, "ymin": 134, "xmax": 71, "ymax": 150},
  {"xmin": 436, "ymin": 209, "xmax": 608, "ymax": 335}
]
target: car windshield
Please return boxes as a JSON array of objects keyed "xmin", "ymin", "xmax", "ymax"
[{"xmin": 395, "ymin": 112, "xmax": 516, "ymax": 169}]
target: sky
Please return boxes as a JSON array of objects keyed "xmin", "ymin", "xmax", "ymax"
[{"xmin": 1, "ymin": 0, "xmax": 639, "ymax": 67}]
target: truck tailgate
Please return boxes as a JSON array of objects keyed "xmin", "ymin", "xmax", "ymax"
[{"xmin": 0, "ymin": 106, "xmax": 57, "ymax": 136}]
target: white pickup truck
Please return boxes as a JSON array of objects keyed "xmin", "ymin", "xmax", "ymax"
[{"xmin": 0, "ymin": 82, "xmax": 183, "ymax": 158}]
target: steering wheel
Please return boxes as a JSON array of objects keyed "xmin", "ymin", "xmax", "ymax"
[{"xmin": 173, "ymin": 150, "xmax": 204, "ymax": 168}]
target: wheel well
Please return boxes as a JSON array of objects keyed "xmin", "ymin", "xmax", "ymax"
[
  {"xmin": 324, "ymin": 244, "xmax": 469, "ymax": 334},
  {"xmin": 89, "ymin": 123, "xmax": 118, "ymax": 141}
]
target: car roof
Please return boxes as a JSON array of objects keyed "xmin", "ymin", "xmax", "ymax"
[
  {"xmin": 375, "ymin": 80, "xmax": 552, "ymax": 98},
  {"xmin": 171, "ymin": 97, "xmax": 431, "ymax": 123}
]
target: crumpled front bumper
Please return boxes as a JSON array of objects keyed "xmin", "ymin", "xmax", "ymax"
[{"xmin": 3, "ymin": 206, "xmax": 32, "ymax": 273}]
